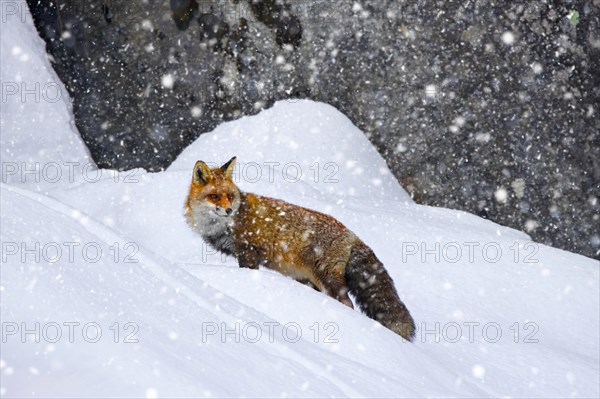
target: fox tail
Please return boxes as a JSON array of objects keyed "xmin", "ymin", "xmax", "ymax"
[{"xmin": 345, "ymin": 241, "xmax": 416, "ymax": 341}]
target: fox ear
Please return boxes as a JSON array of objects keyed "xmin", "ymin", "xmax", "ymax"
[
  {"xmin": 193, "ymin": 161, "xmax": 213, "ymax": 184},
  {"xmin": 220, "ymin": 156, "xmax": 236, "ymax": 179}
]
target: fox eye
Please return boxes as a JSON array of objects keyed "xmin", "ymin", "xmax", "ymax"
[
  {"xmin": 227, "ymin": 193, "xmax": 235, "ymax": 201},
  {"xmin": 208, "ymin": 194, "xmax": 220, "ymax": 201}
]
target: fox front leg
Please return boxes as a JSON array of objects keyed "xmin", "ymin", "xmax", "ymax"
[{"xmin": 236, "ymin": 245, "xmax": 260, "ymax": 270}]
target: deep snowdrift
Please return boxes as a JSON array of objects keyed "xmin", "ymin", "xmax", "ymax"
[
  {"xmin": 2, "ymin": 100, "xmax": 599, "ymax": 398},
  {"xmin": 1, "ymin": 5, "xmax": 598, "ymax": 398},
  {"xmin": 0, "ymin": 4, "xmax": 93, "ymax": 189}
]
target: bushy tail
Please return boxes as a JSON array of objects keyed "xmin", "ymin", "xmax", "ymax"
[{"xmin": 345, "ymin": 241, "xmax": 415, "ymax": 341}]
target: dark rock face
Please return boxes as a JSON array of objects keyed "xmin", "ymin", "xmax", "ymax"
[{"xmin": 26, "ymin": 0, "xmax": 599, "ymax": 259}]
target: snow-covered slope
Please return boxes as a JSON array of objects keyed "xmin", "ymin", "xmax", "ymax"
[
  {"xmin": 0, "ymin": 3, "xmax": 93, "ymax": 189},
  {"xmin": 1, "ymin": 7, "xmax": 599, "ymax": 398},
  {"xmin": 2, "ymin": 99, "xmax": 599, "ymax": 398}
]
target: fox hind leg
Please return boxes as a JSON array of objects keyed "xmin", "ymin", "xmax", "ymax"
[
  {"xmin": 299, "ymin": 237, "xmax": 355, "ymax": 309},
  {"xmin": 313, "ymin": 272, "xmax": 354, "ymax": 309}
]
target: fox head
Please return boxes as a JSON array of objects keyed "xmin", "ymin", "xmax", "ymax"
[{"xmin": 186, "ymin": 156, "xmax": 241, "ymax": 219}]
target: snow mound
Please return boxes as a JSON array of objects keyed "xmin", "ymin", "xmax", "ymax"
[
  {"xmin": 2, "ymin": 97, "xmax": 598, "ymax": 396},
  {"xmin": 0, "ymin": 4, "xmax": 93, "ymax": 189},
  {"xmin": 169, "ymin": 100, "xmax": 412, "ymax": 203},
  {"xmin": 2, "ymin": 183, "xmax": 429, "ymax": 398}
]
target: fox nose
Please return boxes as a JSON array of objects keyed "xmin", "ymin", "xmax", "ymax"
[{"xmin": 225, "ymin": 208, "xmax": 233, "ymax": 215}]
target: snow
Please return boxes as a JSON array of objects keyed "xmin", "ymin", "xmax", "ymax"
[
  {"xmin": 501, "ymin": 31, "xmax": 515, "ymax": 45},
  {"xmin": 161, "ymin": 74, "xmax": 175, "ymax": 90},
  {"xmin": 0, "ymin": 4, "xmax": 93, "ymax": 189},
  {"xmin": 168, "ymin": 100, "xmax": 411, "ymax": 203},
  {"xmin": 1, "ymin": 8, "xmax": 599, "ymax": 398}
]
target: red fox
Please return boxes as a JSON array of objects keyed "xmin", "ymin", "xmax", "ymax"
[{"xmin": 185, "ymin": 157, "xmax": 416, "ymax": 340}]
